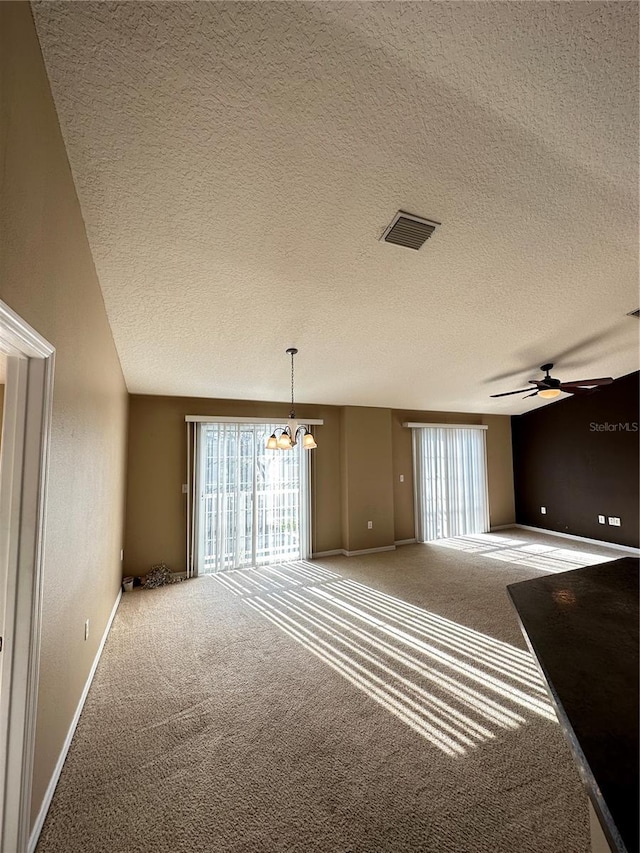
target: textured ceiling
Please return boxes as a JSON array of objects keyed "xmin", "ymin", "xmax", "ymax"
[{"xmin": 33, "ymin": 1, "xmax": 639, "ymax": 414}]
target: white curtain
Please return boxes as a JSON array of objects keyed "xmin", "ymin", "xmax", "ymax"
[
  {"xmin": 413, "ymin": 427, "xmax": 489, "ymax": 542},
  {"xmin": 187, "ymin": 422, "xmax": 311, "ymax": 575}
]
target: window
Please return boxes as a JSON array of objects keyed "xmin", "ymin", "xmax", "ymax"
[{"xmin": 412, "ymin": 426, "xmax": 489, "ymax": 541}]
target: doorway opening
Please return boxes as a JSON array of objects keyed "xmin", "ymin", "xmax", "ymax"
[
  {"xmin": 0, "ymin": 300, "xmax": 54, "ymax": 853},
  {"xmin": 189, "ymin": 421, "xmax": 311, "ymax": 575}
]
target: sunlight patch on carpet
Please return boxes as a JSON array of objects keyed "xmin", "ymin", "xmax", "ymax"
[
  {"xmin": 432, "ymin": 533, "xmax": 616, "ymax": 573},
  {"xmin": 209, "ymin": 561, "xmax": 556, "ymax": 754}
]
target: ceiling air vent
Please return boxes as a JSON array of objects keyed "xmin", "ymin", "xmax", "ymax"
[
  {"xmin": 627, "ymin": 308, "xmax": 640, "ymax": 318},
  {"xmin": 380, "ymin": 211, "xmax": 440, "ymax": 250}
]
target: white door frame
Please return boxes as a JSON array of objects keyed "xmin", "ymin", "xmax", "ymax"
[{"xmin": 0, "ymin": 300, "xmax": 55, "ymax": 853}]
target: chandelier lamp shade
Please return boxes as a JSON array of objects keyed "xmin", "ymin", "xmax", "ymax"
[{"xmin": 267, "ymin": 348, "xmax": 317, "ymax": 451}]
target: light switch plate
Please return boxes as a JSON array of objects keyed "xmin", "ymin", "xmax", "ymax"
[{"xmin": 598, "ymin": 515, "xmax": 605, "ymax": 524}]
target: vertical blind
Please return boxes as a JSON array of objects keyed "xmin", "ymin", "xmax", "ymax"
[
  {"xmin": 186, "ymin": 421, "xmax": 311, "ymax": 575},
  {"xmin": 412, "ymin": 426, "xmax": 489, "ymax": 542}
]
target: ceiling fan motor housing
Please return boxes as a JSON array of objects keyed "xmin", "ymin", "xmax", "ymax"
[{"xmin": 539, "ymin": 364, "xmax": 560, "ymax": 388}]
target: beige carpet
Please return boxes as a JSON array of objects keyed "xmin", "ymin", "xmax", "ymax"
[{"xmin": 36, "ymin": 530, "xmax": 622, "ymax": 852}]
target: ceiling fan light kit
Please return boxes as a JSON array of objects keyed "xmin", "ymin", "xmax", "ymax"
[
  {"xmin": 267, "ymin": 348, "xmax": 317, "ymax": 451},
  {"xmin": 491, "ymin": 363, "xmax": 614, "ymax": 401}
]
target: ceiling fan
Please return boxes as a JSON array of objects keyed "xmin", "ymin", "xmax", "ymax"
[{"xmin": 490, "ymin": 363, "xmax": 614, "ymax": 400}]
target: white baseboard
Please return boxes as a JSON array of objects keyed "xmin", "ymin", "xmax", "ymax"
[
  {"xmin": 512, "ymin": 524, "xmax": 640, "ymax": 556},
  {"xmin": 343, "ymin": 545, "xmax": 396, "ymax": 557},
  {"xmin": 394, "ymin": 538, "xmax": 417, "ymax": 546},
  {"xmin": 28, "ymin": 590, "xmax": 122, "ymax": 853},
  {"xmin": 313, "ymin": 545, "xmax": 399, "ymax": 558}
]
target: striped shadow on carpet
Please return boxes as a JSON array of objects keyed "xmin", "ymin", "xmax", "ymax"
[
  {"xmin": 208, "ymin": 561, "xmax": 555, "ymax": 757},
  {"xmin": 37, "ymin": 534, "xmax": 601, "ymax": 853}
]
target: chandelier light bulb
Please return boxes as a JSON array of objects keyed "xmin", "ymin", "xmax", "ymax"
[{"xmin": 277, "ymin": 432, "xmax": 292, "ymax": 449}]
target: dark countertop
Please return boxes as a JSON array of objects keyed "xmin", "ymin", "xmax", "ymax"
[{"xmin": 507, "ymin": 557, "xmax": 639, "ymax": 853}]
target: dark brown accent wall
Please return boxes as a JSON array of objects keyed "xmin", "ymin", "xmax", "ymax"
[{"xmin": 512, "ymin": 371, "xmax": 639, "ymax": 548}]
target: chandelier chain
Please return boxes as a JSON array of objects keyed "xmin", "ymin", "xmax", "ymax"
[{"xmin": 290, "ymin": 350, "xmax": 295, "ymax": 410}]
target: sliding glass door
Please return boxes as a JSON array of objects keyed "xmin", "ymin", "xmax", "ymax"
[
  {"xmin": 196, "ymin": 422, "xmax": 310, "ymax": 573},
  {"xmin": 413, "ymin": 426, "xmax": 489, "ymax": 542}
]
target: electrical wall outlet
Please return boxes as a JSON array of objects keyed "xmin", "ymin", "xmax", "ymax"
[
  {"xmin": 120, "ymin": 549, "xmax": 124, "ymax": 561},
  {"xmin": 367, "ymin": 521, "xmax": 373, "ymax": 529},
  {"xmin": 540, "ymin": 506, "xmax": 547, "ymax": 514},
  {"xmin": 182, "ymin": 484, "xmax": 189, "ymax": 494},
  {"xmin": 84, "ymin": 619, "xmax": 90, "ymax": 641},
  {"xmin": 399, "ymin": 474, "xmax": 404, "ymax": 483},
  {"xmin": 598, "ymin": 515, "xmax": 605, "ymax": 524}
]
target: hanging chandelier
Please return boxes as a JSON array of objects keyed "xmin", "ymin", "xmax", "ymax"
[{"xmin": 266, "ymin": 348, "xmax": 317, "ymax": 451}]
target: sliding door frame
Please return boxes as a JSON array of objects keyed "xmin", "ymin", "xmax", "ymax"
[
  {"xmin": 186, "ymin": 417, "xmax": 321, "ymax": 575},
  {"xmin": 406, "ymin": 422, "xmax": 489, "ymax": 543}
]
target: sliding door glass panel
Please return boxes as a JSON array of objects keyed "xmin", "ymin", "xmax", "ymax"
[
  {"xmin": 197, "ymin": 423, "xmax": 310, "ymax": 573},
  {"xmin": 413, "ymin": 427, "xmax": 489, "ymax": 542}
]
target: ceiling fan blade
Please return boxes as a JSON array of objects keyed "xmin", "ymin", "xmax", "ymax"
[
  {"xmin": 562, "ymin": 387, "xmax": 594, "ymax": 395},
  {"xmin": 490, "ymin": 388, "xmax": 534, "ymax": 398},
  {"xmin": 560, "ymin": 377, "xmax": 614, "ymax": 388},
  {"xmin": 523, "ymin": 392, "xmax": 539, "ymax": 398},
  {"xmin": 528, "ymin": 379, "xmax": 545, "ymax": 386}
]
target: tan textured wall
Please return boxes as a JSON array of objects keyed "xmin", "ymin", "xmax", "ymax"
[
  {"xmin": 0, "ymin": 3, "xmax": 128, "ymax": 829},
  {"xmin": 339, "ymin": 408, "xmax": 349, "ymax": 551},
  {"xmin": 126, "ymin": 398, "xmax": 515, "ymax": 570},
  {"xmin": 0, "ymin": 384, "xmax": 4, "ymax": 448},
  {"xmin": 392, "ymin": 410, "xmax": 515, "ymax": 541},
  {"xmin": 125, "ymin": 395, "xmax": 342, "ymax": 574},
  {"xmin": 481, "ymin": 414, "xmax": 516, "ymax": 528},
  {"xmin": 341, "ymin": 407, "xmax": 395, "ymax": 552}
]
